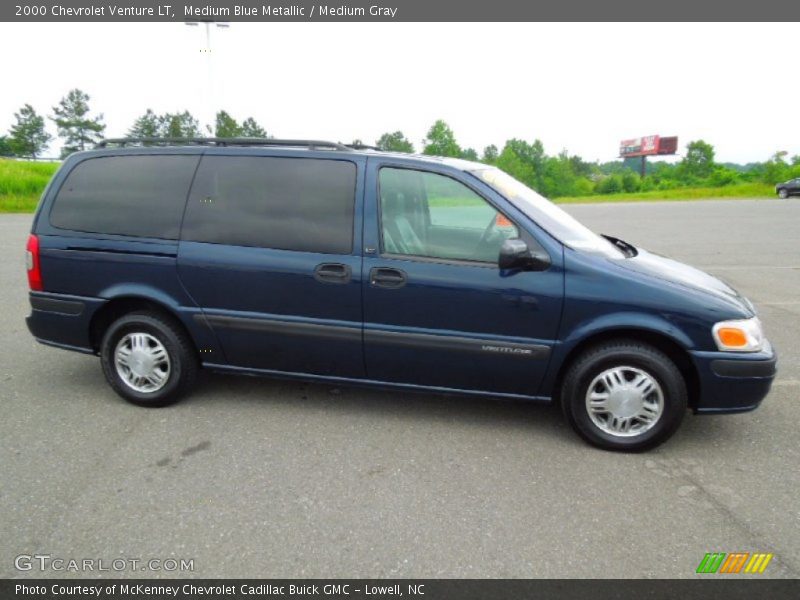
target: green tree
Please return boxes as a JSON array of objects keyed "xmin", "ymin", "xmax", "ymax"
[
  {"xmin": 240, "ymin": 117, "xmax": 268, "ymax": 138},
  {"xmin": 162, "ymin": 111, "xmax": 200, "ymax": 138},
  {"xmin": 681, "ymin": 139, "xmax": 715, "ymax": 179},
  {"xmin": 422, "ymin": 120, "xmax": 461, "ymax": 157},
  {"xmin": 762, "ymin": 151, "xmax": 791, "ymax": 184},
  {"xmin": 621, "ymin": 170, "xmax": 641, "ymax": 193},
  {"xmin": 481, "ymin": 144, "xmax": 498, "ymax": 164},
  {"xmin": 708, "ymin": 166, "xmax": 739, "ymax": 187},
  {"xmin": 9, "ymin": 104, "xmax": 51, "ymax": 158},
  {"xmin": 376, "ymin": 131, "xmax": 414, "ymax": 153},
  {"xmin": 461, "ymin": 147, "xmax": 478, "ymax": 161},
  {"xmin": 127, "ymin": 109, "xmax": 162, "ymax": 138},
  {"xmin": 568, "ymin": 154, "xmax": 593, "ymax": 178},
  {"xmin": 496, "ymin": 138, "xmax": 546, "ymax": 193},
  {"xmin": 496, "ymin": 143, "xmax": 537, "ymax": 190},
  {"xmin": 51, "ymin": 89, "xmax": 105, "ymax": 157},
  {"xmin": 596, "ymin": 174, "xmax": 624, "ymax": 194},
  {"xmin": 215, "ymin": 110, "xmax": 241, "ymax": 138},
  {"xmin": 541, "ymin": 152, "xmax": 576, "ymax": 197},
  {"xmin": 127, "ymin": 109, "xmax": 204, "ymax": 139},
  {"xmin": 0, "ymin": 136, "xmax": 14, "ymax": 156}
]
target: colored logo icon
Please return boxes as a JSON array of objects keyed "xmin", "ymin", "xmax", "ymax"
[{"xmin": 696, "ymin": 552, "xmax": 773, "ymax": 574}]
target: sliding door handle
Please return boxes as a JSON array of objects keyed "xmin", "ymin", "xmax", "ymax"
[
  {"xmin": 314, "ymin": 263, "xmax": 351, "ymax": 284},
  {"xmin": 370, "ymin": 267, "xmax": 407, "ymax": 289}
]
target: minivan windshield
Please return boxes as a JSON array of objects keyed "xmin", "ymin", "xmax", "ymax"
[{"xmin": 470, "ymin": 168, "xmax": 624, "ymax": 258}]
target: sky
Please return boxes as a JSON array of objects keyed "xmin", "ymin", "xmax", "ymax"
[{"xmin": 0, "ymin": 22, "xmax": 797, "ymax": 163}]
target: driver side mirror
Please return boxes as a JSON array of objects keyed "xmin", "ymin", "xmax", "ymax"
[{"xmin": 499, "ymin": 239, "xmax": 550, "ymax": 272}]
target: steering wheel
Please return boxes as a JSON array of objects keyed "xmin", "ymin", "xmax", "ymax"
[{"xmin": 472, "ymin": 214, "xmax": 502, "ymax": 260}]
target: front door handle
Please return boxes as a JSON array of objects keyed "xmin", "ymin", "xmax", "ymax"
[
  {"xmin": 370, "ymin": 267, "xmax": 407, "ymax": 289},
  {"xmin": 314, "ymin": 263, "xmax": 351, "ymax": 284}
]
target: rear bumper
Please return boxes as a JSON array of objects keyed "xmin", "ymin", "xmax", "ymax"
[
  {"xmin": 690, "ymin": 341, "xmax": 777, "ymax": 414},
  {"xmin": 26, "ymin": 291, "xmax": 103, "ymax": 354}
]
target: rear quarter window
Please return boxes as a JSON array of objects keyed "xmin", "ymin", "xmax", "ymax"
[
  {"xmin": 49, "ymin": 155, "xmax": 200, "ymax": 239},
  {"xmin": 181, "ymin": 156, "xmax": 356, "ymax": 254}
]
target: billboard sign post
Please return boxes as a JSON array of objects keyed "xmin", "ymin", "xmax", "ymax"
[{"xmin": 619, "ymin": 135, "xmax": 679, "ymax": 177}]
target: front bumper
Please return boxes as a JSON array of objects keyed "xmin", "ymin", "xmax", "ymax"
[{"xmin": 690, "ymin": 341, "xmax": 777, "ymax": 413}]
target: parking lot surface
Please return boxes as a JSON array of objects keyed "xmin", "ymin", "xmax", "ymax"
[{"xmin": 1, "ymin": 199, "xmax": 798, "ymax": 578}]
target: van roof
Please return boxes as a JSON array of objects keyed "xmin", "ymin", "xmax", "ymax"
[{"xmin": 91, "ymin": 137, "xmax": 486, "ymax": 171}]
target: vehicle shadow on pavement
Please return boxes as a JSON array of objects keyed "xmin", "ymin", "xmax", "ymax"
[
  {"xmin": 184, "ymin": 371, "xmax": 753, "ymax": 451},
  {"xmin": 52, "ymin": 358, "xmax": 751, "ymax": 452},
  {"xmin": 188, "ymin": 370, "xmax": 570, "ymax": 437}
]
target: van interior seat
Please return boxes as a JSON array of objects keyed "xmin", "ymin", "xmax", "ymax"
[{"xmin": 381, "ymin": 191, "xmax": 426, "ymax": 255}]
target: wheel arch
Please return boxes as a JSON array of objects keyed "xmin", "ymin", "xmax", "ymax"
[
  {"xmin": 89, "ymin": 295, "xmax": 198, "ymax": 357},
  {"xmin": 552, "ymin": 327, "xmax": 700, "ymax": 411}
]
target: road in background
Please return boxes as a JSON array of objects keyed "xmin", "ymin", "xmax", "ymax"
[{"xmin": 1, "ymin": 199, "xmax": 798, "ymax": 578}]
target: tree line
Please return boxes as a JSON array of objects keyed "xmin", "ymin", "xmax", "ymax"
[
  {"xmin": 2, "ymin": 89, "xmax": 798, "ymax": 197},
  {"xmin": 415, "ymin": 123, "xmax": 800, "ymax": 197},
  {"xmin": 0, "ymin": 89, "xmax": 272, "ymax": 159}
]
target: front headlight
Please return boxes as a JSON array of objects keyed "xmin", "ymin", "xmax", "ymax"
[{"xmin": 712, "ymin": 317, "xmax": 764, "ymax": 352}]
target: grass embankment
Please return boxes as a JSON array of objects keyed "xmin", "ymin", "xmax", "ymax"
[
  {"xmin": 555, "ymin": 182, "xmax": 775, "ymax": 204},
  {"xmin": 0, "ymin": 159, "xmax": 60, "ymax": 213}
]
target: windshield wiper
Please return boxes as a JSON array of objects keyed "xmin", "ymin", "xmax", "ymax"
[{"xmin": 602, "ymin": 234, "xmax": 638, "ymax": 258}]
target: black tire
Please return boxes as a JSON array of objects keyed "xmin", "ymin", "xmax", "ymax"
[
  {"xmin": 100, "ymin": 311, "xmax": 198, "ymax": 406},
  {"xmin": 561, "ymin": 340, "xmax": 687, "ymax": 451},
  {"xmin": 778, "ymin": 189, "xmax": 788, "ymax": 199}
]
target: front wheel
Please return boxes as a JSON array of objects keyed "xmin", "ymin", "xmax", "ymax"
[
  {"xmin": 778, "ymin": 189, "xmax": 788, "ymax": 199},
  {"xmin": 100, "ymin": 311, "xmax": 198, "ymax": 406},
  {"xmin": 561, "ymin": 340, "xmax": 687, "ymax": 451}
]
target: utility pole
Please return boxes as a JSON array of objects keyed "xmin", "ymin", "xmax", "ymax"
[{"xmin": 185, "ymin": 21, "xmax": 230, "ymax": 135}]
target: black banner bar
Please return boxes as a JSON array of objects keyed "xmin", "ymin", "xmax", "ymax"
[
  {"xmin": 2, "ymin": 0, "xmax": 800, "ymax": 22},
  {"xmin": 3, "ymin": 579, "xmax": 800, "ymax": 600}
]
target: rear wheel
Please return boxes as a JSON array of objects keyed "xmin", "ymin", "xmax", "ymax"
[
  {"xmin": 778, "ymin": 189, "xmax": 788, "ymax": 199},
  {"xmin": 561, "ymin": 340, "xmax": 687, "ymax": 451},
  {"xmin": 100, "ymin": 311, "xmax": 197, "ymax": 406}
]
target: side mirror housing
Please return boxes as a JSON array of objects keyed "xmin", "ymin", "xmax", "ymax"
[{"xmin": 498, "ymin": 239, "xmax": 550, "ymax": 272}]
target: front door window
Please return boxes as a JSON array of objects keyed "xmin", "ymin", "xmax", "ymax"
[{"xmin": 379, "ymin": 168, "xmax": 518, "ymax": 263}]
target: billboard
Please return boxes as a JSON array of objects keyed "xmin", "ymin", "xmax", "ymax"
[{"xmin": 619, "ymin": 135, "xmax": 678, "ymax": 157}]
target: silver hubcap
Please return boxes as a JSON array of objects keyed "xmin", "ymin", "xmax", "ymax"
[
  {"xmin": 114, "ymin": 333, "xmax": 171, "ymax": 393},
  {"xmin": 585, "ymin": 366, "xmax": 664, "ymax": 437}
]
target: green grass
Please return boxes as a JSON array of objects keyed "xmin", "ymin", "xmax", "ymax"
[
  {"xmin": 424, "ymin": 184, "xmax": 775, "ymax": 208},
  {"xmin": 0, "ymin": 159, "xmax": 59, "ymax": 213},
  {"xmin": 555, "ymin": 182, "xmax": 775, "ymax": 204},
  {"xmin": 428, "ymin": 195, "xmax": 485, "ymax": 208}
]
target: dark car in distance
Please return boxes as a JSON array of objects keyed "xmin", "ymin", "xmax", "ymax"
[
  {"xmin": 776, "ymin": 177, "xmax": 800, "ymax": 198},
  {"xmin": 25, "ymin": 138, "xmax": 777, "ymax": 451}
]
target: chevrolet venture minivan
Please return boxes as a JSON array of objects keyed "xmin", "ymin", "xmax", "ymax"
[{"xmin": 25, "ymin": 138, "xmax": 777, "ymax": 451}]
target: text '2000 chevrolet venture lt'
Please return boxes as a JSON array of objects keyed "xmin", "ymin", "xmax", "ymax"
[{"xmin": 25, "ymin": 138, "xmax": 777, "ymax": 451}]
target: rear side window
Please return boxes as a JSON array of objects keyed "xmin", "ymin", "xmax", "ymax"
[
  {"xmin": 182, "ymin": 156, "xmax": 356, "ymax": 254},
  {"xmin": 50, "ymin": 155, "xmax": 199, "ymax": 239}
]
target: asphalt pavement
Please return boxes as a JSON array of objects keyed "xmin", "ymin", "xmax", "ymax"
[{"xmin": 1, "ymin": 199, "xmax": 798, "ymax": 579}]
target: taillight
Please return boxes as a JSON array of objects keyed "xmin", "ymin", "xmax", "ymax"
[{"xmin": 26, "ymin": 234, "xmax": 43, "ymax": 291}]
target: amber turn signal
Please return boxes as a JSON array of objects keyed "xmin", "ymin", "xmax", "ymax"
[
  {"xmin": 712, "ymin": 318, "xmax": 764, "ymax": 352},
  {"xmin": 716, "ymin": 327, "xmax": 748, "ymax": 347}
]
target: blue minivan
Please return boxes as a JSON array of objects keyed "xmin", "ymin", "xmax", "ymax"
[{"xmin": 25, "ymin": 139, "xmax": 777, "ymax": 451}]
